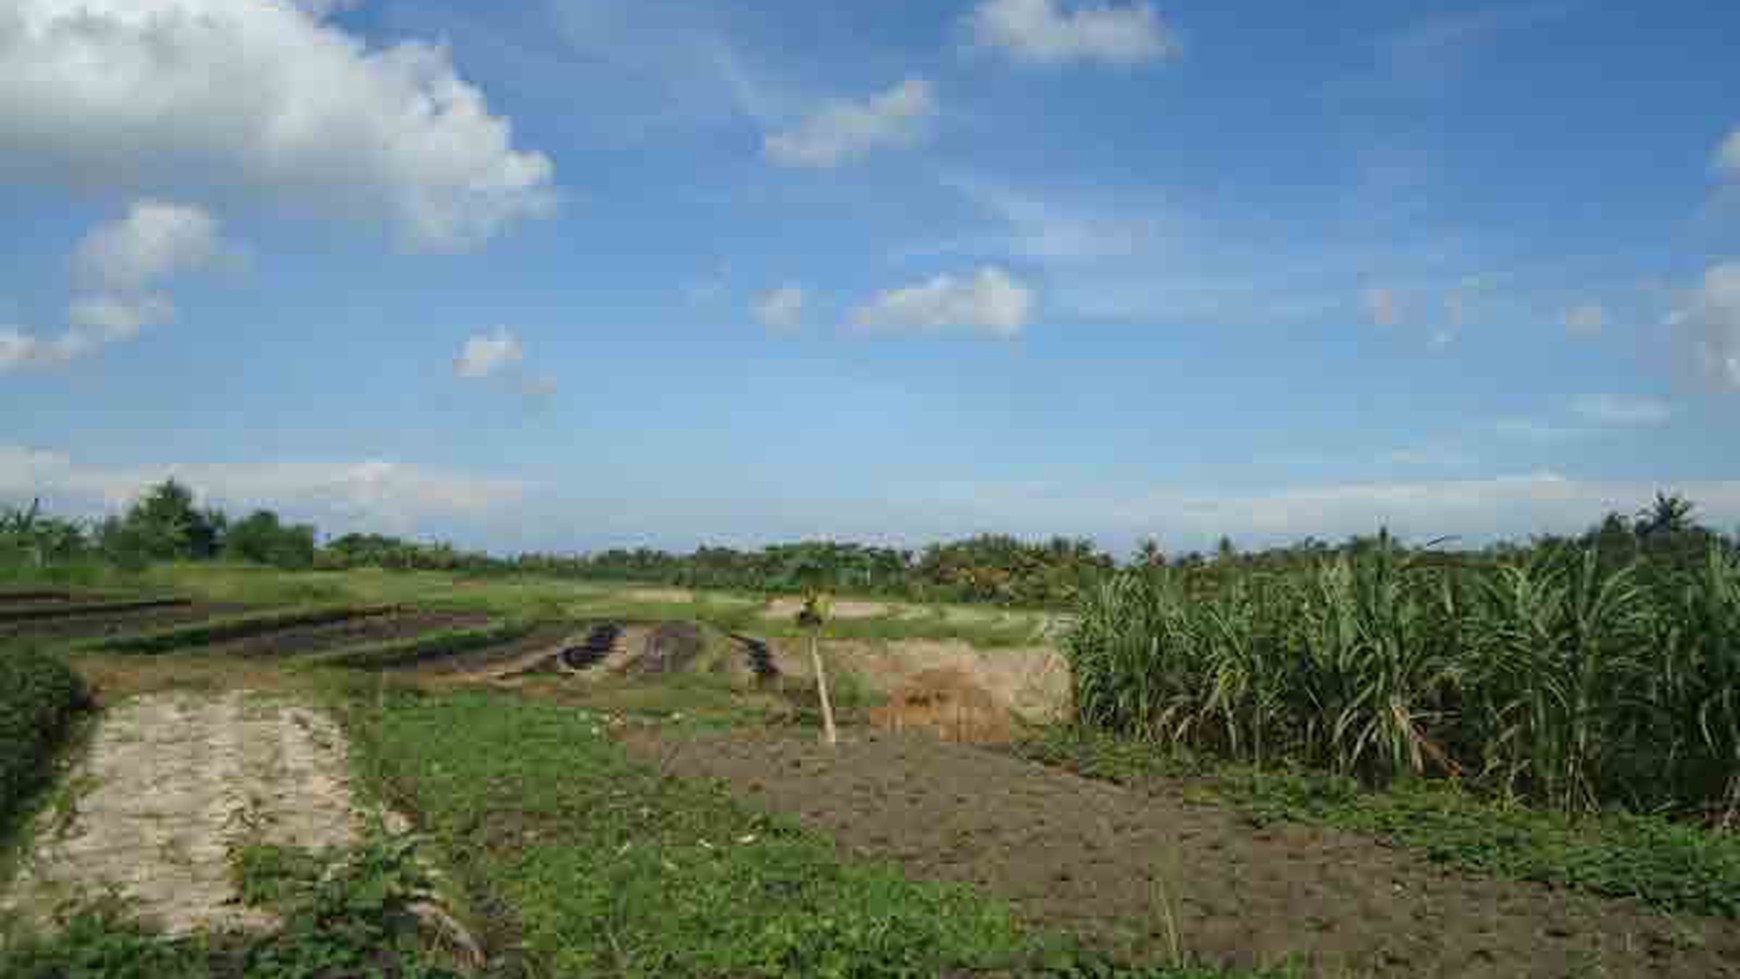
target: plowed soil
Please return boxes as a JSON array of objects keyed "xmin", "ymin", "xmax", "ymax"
[
  {"xmin": 392, "ymin": 623, "xmax": 582, "ymax": 675},
  {"xmin": 630, "ymin": 728, "xmax": 1740, "ymax": 979},
  {"xmin": 0, "ymin": 603, "xmax": 248, "ymax": 642},
  {"xmin": 201, "ymin": 612, "xmax": 492, "ymax": 658}
]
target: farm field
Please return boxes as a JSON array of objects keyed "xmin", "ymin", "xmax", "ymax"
[{"xmin": 2, "ymin": 572, "xmax": 1739, "ymax": 978}]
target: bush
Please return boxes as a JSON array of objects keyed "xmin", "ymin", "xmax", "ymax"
[{"xmin": 0, "ymin": 646, "xmax": 89, "ymax": 822}]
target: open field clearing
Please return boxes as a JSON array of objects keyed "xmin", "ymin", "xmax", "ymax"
[{"xmin": 3, "ymin": 557, "xmax": 1740, "ymax": 977}]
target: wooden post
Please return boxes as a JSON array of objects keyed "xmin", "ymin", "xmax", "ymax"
[{"xmin": 809, "ymin": 627, "xmax": 838, "ymax": 747}]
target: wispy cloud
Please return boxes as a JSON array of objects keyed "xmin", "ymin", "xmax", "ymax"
[
  {"xmin": 936, "ymin": 175, "xmax": 1157, "ymax": 262},
  {"xmin": 850, "ymin": 266, "xmax": 1036, "ymax": 339},
  {"xmin": 1562, "ymin": 303, "xmax": 1607, "ymax": 336},
  {"xmin": 1332, "ymin": 2, "xmax": 1573, "ymax": 99},
  {"xmin": 1363, "ymin": 286, "xmax": 1402, "ymax": 327},
  {"xmin": 0, "ymin": 444, "xmax": 529, "ymax": 537},
  {"xmin": 963, "ymin": 0, "xmax": 1177, "ymax": 67},
  {"xmin": 1570, "ymin": 393, "xmax": 1674, "ymax": 426},
  {"xmin": 1493, "ymin": 417, "xmax": 1585, "ymax": 443},
  {"xmin": 763, "ymin": 79, "xmax": 937, "ymax": 169},
  {"xmin": 0, "ymin": 200, "xmax": 231, "ymax": 373},
  {"xmin": 752, "ymin": 284, "xmax": 805, "ymax": 332},
  {"xmin": 1669, "ymin": 260, "xmax": 1740, "ymax": 390},
  {"xmin": 454, "ymin": 328, "xmax": 524, "ymax": 380}
]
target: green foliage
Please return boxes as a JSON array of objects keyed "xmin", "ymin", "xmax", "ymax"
[
  {"xmin": 347, "ymin": 690, "xmax": 1033, "ymax": 977},
  {"xmin": 0, "ymin": 900, "xmax": 209, "ymax": 979},
  {"xmin": 0, "ymin": 646, "xmax": 89, "ymax": 824},
  {"xmin": 1064, "ymin": 540, "xmax": 1740, "ymax": 819},
  {"xmin": 223, "ymin": 511, "xmax": 316, "ymax": 570},
  {"xmin": 79, "ymin": 605, "xmax": 381, "ymax": 655},
  {"xmin": 0, "ymin": 500, "xmax": 90, "ymax": 571},
  {"xmin": 0, "ymin": 829, "xmax": 461, "ymax": 979},
  {"xmin": 107, "ymin": 479, "xmax": 225, "ymax": 563},
  {"xmin": 1020, "ymin": 726, "xmax": 1740, "ymax": 919}
]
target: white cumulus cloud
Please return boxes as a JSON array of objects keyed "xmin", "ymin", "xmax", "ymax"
[
  {"xmin": 850, "ymin": 266, "xmax": 1036, "ymax": 339},
  {"xmin": 0, "ymin": 0, "xmax": 555, "ymax": 251},
  {"xmin": 753, "ymin": 284, "xmax": 805, "ymax": 331},
  {"xmin": 1671, "ymin": 260, "xmax": 1740, "ymax": 390},
  {"xmin": 454, "ymin": 328, "xmax": 524, "ymax": 380},
  {"xmin": 763, "ymin": 78, "xmax": 936, "ymax": 169},
  {"xmin": 966, "ymin": 0, "xmax": 1176, "ymax": 67}
]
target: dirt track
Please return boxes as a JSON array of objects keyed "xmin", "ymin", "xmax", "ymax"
[
  {"xmin": 632, "ymin": 728, "xmax": 1740, "ymax": 978},
  {"xmin": 2, "ymin": 691, "xmax": 362, "ymax": 936}
]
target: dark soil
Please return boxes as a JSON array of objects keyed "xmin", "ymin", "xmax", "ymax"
[
  {"xmin": 390, "ymin": 623, "xmax": 581, "ymax": 674},
  {"xmin": 202, "ymin": 612, "xmax": 493, "ymax": 658},
  {"xmin": 0, "ymin": 604, "xmax": 250, "ymax": 642},
  {"xmin": 628, "ymin": 728, "xmax": 1740, "ymax": 979}
]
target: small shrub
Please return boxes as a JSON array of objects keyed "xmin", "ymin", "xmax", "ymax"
[{"xmin": 0, "ymin": 645, "xmax": 89, "ymax": 823}]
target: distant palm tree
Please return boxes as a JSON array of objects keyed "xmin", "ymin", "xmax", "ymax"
[{"xmin": 1637, "ymin": 491, "xmax": 1696, "ymax": 540}]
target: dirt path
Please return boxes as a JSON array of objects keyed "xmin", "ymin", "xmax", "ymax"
[
  {"xmin": 2, "ymin": 691, "xmax": 363, "ymax": 936},
  {"xmin": 631, "ymin": 729, "xmax": 1740, "ymax": 978}
]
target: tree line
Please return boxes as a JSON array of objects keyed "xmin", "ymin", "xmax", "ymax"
[{"xmin": 3, "ymin": 480, "xmax": 1733, "ymax": 608}]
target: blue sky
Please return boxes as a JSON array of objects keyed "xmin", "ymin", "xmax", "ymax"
[{"xmin": 3, "ymin": 0, "xmax": 1739, "ymax": 555}]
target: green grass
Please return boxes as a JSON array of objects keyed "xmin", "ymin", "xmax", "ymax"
[
  {"xmin": 72, "ymin": 604, "xmax": 383, "ymax": 655},
  {"xmin": 303, "ymin": 620, "xmax": 535, "ymax": 670},
  {"xmin": 338, "ymin": 687, "xmax": 1281, "ymax": 978},
  {"xmin": 1018, "ymin": 726, "xmax": 1740, "ymax": 919}
]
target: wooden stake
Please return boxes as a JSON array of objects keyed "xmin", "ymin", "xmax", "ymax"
[{"xmin": 809, "ymin": 628, "xmax": 838, "ymax": 747}]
